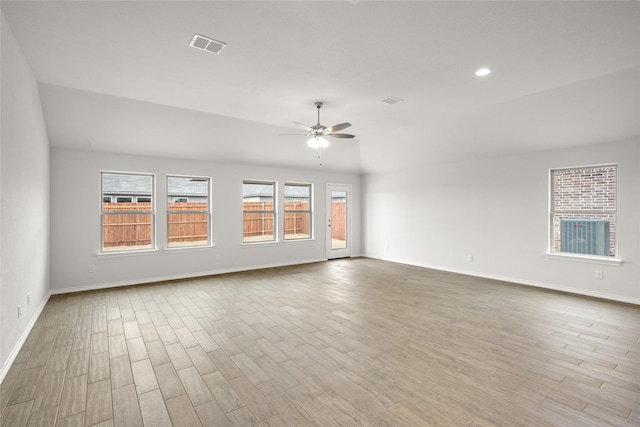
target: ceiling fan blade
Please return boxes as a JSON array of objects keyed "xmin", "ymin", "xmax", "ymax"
[
  {"xmin": 328, "ymin": 133, "xmax": 356, "ymax": 139},
  {"xmin": 293, "ymin": 122, "xmax": 313, "ymax": 131},
  {"xmin": 327, "ymin": 122, "xmax": 351, "ymax": 133}
]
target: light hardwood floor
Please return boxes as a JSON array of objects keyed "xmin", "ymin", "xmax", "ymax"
[{"xmin": 1, "ymin": 258, "xmax": 638, "ymax": 426}]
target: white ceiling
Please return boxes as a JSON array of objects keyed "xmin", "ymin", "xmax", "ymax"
[{"xmin": 2, "ymin": 0, "xmax": 639, "ymax": 174}]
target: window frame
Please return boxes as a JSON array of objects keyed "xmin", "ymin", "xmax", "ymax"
[
  {"xmin": 166, "ymin": 175, "xmax": 212, "ymax": 249},
  {"xmin": 548, "ymin": 163, "xmax": 620, "ymax": 264},
  {"xmin": 283, "ymin": 182, "xmax": 313, "ymax": 241},
  {"xmin": 242, "ymin": 180, "xmax": 277, "ymax": 244},
  {"xmin": 100, "ymin": 171, "xmax": 156, "ymax": 254}
]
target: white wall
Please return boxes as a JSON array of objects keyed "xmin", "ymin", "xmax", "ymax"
[
  {"xmin": 0, "ymin": 13, "xmax": 51, "ymax": 378},
  {"xmin": 50, "ymin": 148, "xmax": 361, "ymax": 292},
  {"xmin": 363, "ymin": 139, "xmax": 640, "ymax": 304}
]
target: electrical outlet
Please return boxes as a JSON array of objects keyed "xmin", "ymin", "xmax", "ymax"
[
  {"xmin": 467, "ymin": 254, "xmax": 474, "ymax": 262},
  {"xmin": 27, "ymin": 293, "xmax": 30, "ymax": 306},
  {"xmin": 595, "ymin": 270, "xmax": 604, "ymax": 280},
  {"xmin": 215, "ymin": 254, "xmax": 221, "ymax": 261},
  {"xmin": 89, "ymin": 264, "xmax": 95, "ymax": 273}
]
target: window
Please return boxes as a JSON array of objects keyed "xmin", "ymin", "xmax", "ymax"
[
  {"xmin": 284, "ymin": 183, "xmax": 312, "ymax": 240},
  {"xmin": 101, "ymin": 172, "xmax": 154, "ymax": 252},
  {"xmin": 243, "ymin": 181, "xmax": 275, "ymax": 243},
  {"xmin": 167, "ymin": 176, "xmax": 211, "ymax": 248},
  {"xmin": 550, "ymin": 165, "xmax": 616, "ymax": 258}
]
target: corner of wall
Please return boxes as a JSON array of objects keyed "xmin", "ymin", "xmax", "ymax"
[
  {"xmin": 0, "ymin": 293, "xmax": 50, "ymax": 383},
  {"xmin": 1, "ymin": 11, "xmax": 51, "ymax": 379}
]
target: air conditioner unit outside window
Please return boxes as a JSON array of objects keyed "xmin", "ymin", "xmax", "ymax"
[{"xmin": 560, "ymin": 219, "xmax": 610, "ymax": 256}]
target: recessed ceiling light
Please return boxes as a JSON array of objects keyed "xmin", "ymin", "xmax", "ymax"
[{"xmin": 475, "ymin": 68, "xmax": 492, "ymax": 77}]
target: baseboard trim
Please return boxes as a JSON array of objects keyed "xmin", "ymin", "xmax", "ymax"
[
  {"xmin": 0, "ymin": 292, "xmax": 50, "ymax": 384},
  {"xmin": 50, "ymin": 257, "xmax": 328, "ymax": 295},
  {"xmin": 378, "ymin": 257, "xmax": 640, "ymax": 306}
]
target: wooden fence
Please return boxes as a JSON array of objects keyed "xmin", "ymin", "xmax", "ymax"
[
  {"xmin": 243, "ymin": 202, "xmax": 275, "ymax": 238},
  {"xmin": 103, "ymin": 201, "xmax": 344, "ymax": 247},
  {"xmin": 103, "ymin": 202, "xmax": 153, "ymax": 248},
  {"xmin": 168, "ymin": 202, "xmax": 209, "ymax": 244},
  {"xmin": 103, "ymin": 202, "xmax": 209, "ymax": 248},
  {"xmin": 243, "ymin": 202, "xmax": 311, "ymax": 238},
  {"xmin": 331, "ymin": 201, "xmax": 346, "ymax": 241}
]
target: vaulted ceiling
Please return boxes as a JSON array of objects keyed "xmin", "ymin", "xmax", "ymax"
[{"xmin": 2, "ymin": 1, "xmax": 639, "ymax": 173}]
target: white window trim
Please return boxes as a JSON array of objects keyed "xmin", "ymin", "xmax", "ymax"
[
  {"xmin": 283, "ymin": 182, "xmax": 313, "ymax": 242},
  {"xmin": 242, "ymin": 180, "xmax": 278, "ymax": 244},
  {"xmin": 545, "ymin": 252, "xmax": 622, "ymax": 266},
  {"xmin": 100, "ymin": 171, "xmax": 156, "ymax": 254},
  {"xmin": 166, "ymin": 175, "xmax": 213, "ymax": 250},
  {"xmin": 164, "ymin": 245, "xmax": 215, "ymax": 253},
  {"xmin": 548, "ymin": 163, "xmax": 618, "ymax": 262},
  {"xmin": 97, "ymin": 248, "xmax": 159, "ymax": 258}
]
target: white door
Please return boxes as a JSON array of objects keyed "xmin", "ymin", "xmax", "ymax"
[{"xmin": 326, "ymin": 183, "xmax": 351, "ymax": 259}]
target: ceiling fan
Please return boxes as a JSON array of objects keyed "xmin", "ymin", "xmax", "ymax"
[{"xmin": 282, "ymin": 102, "xmax": 355, "ymax": 149}]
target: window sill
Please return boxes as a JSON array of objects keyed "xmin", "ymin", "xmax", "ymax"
[
  {"xmin": 164, "ymin": 245, "xmax": 215, "ymax": 253},
  {"xmin": 98, "ymin": 249, "xmax": 159, "ymax": 258},
  {"xmin": 546, "ymin": 252, "xmax": 622, "ymax": 266},
  {"xmin": 283, "ymin": 238, "xmax": 315, "ymax": 244},
  {"xmin": 241, "ymin": 241, "xmax": 279, "ymax": 247}
]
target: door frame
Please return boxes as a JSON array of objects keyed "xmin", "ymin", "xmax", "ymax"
[{"xmin": 326, "ymin": 183, "xmax": 352, "ymax": 259}]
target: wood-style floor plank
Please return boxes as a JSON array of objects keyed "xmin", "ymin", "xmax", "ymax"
[
  {"xmin": 153, "ymin": 362, "xmax": 186, "ymax": 401},
  {"xmin": 57, "ymin": 374, "xmax": 86, "ymax": 419},
  {"xmin": 32, "ymin": 371, "xmax": 65, "ymax": 411},
  {"xmin": 1, "ymin": 399, "xmax": 33, "ymax": 427},
  {"xmin": 1, "ymin": 258, "xmax": 638, "ymax": 426},
  {"xmin": 137, "ymin": 389, "xmax": 171, "ymax": 427},
  {"xmin": 165, "ymin": 394, "xmax": 202, "ymax": 427},
  {"xmin": 111, "ymin": 384, "xmax": 143, "ymax": 427},
  {"xmin": 85, "ymin": 379, "xmax": 112, "ymax": 426},
  {"xmin": 201, "ymin": 371, "xmax": 243, "ymax": 414}
]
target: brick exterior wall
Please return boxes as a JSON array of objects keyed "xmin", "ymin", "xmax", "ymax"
[{"xmin": 551, "ymin": 165, "xmax": 616, "ymax": 256}]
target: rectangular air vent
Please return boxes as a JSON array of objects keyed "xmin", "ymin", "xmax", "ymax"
[
  {"xmin": 381, "ymin": 96, "xmax": 403, "ymax": 105},
  {"xmin": 190, "ymin": 34, "xmax": 226, "ymax": 54}
]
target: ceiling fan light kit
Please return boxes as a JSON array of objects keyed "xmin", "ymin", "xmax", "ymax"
[{"xmin": 307, "ymin": 136, "xmax": 330, "ymax": 149}]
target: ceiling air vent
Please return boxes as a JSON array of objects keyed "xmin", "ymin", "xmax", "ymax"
[
  {"xmin": 190, "ymin": 34, "xmax": 226, "ymax": 54},
  {"xmin": 381, "ymin": 96, "xmax": 403, "ymax": 105}
]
